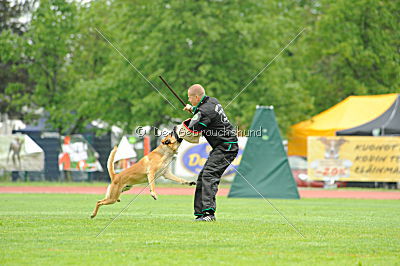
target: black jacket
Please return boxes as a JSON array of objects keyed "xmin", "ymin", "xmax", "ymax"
[{"xmin": 188, "ymin": 95, "xmax": 238, "ymax": 149}]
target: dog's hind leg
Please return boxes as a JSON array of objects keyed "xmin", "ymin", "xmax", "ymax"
[
  {"xmin": 107, "ymin": 184, "xmax": 121, "ymax": 202},
  {"xmin": 91, "ymin": 200, "xmax": 102, "ymax": 218},
  {"xmin": 91, "ymin": 183, "xmax": 121, "ymax": 218},
  {"xmin": 91, "ymin": 198, "xmax": 118, "ymax": 218}
]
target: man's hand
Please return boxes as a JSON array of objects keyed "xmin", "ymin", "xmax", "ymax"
[{"xmin": 183, "ymin": 104, "xmax": 193, "ymax": 114}]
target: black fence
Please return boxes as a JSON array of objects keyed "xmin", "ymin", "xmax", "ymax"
[{"xmin": 10, "ymin": 130, "xmax": 111, "ymax": 182}]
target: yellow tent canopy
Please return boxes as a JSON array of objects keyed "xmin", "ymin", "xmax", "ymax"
[{"xmin": 288, "ymin": 93, "xmax": 398, "ymax": 156}]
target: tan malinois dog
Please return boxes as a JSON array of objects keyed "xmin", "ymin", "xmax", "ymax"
[{"xmin": 91, "ymin": 128, "xmax": 195, "ymax": 218}]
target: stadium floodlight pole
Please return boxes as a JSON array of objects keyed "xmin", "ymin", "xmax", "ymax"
[{"xmin": 159, "ymin": 76, "xmax": 186, "ymax": 107}]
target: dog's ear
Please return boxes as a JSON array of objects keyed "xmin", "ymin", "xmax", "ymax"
[
  {"xmin": 319, "ymin": 137, "xmax": 329, "ymax": 146},
  {"xmin": 337, "ymin": 138, "xmax": 347, "ymax": 145}
]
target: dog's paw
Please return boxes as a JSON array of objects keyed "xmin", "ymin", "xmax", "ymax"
[
  {"xmin": 90, "ymin": 214, "xmax": 96, "ymax": 219},
  {"xmin": 151, "ymin": 192, "xmax": 158, "ymax": 200}
]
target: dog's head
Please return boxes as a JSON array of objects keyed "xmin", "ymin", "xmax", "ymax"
[
  {"xmin": 161, "ymin": 126, "xmax": 182, "ymax": 152},
  {"xmin": 319, "ymin": 137, "xmax": 347, "ymax": 159}
]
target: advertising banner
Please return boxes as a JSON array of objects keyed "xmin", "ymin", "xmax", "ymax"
[
  {"xmin": 58, "ymin": 135, "xmax": 103, "ymax": 172},
  {"xmin": 174, "ymin": 137, "xmax": 246, "ymax": 181},
  {"xmin": 308, "ymin": 136, "xmax": 400, "ymax": 182},
  {"xmin": 0, "ymin": 134, "xmax": 44, "ymax": 171}
]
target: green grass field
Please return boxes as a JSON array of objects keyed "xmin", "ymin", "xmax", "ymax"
[{"xmin": 0, "ymin": 193, "xmax": 399, "ymax": 265}]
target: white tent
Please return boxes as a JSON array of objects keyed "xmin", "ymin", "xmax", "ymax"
[
  {"xmin": 24, "ymin": 134, "xmax": 43, "ymax": 154},
  {"xmin": 114, "ymin": 136, "xmax": 137, "ymax": 162},
  {"xmin": 0, "ymin": 134, "xmax": 44, "ymax": 171}
]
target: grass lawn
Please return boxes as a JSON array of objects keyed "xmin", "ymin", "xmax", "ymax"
[
  {"xmin": 2, "ymin": 181, "xmax": 398, "ymax": 191},
  {"xmin": 0, "ymin": 193, "xmax": 399, "ymax": 265}
]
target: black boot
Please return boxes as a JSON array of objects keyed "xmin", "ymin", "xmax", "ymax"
[
  {"xmin": 197, "ymin": 211, "xmax": 216, "ymax": 222},
  {"xmin": 194, "ymin": 215, "xmax": 203, "ymax": 221}
]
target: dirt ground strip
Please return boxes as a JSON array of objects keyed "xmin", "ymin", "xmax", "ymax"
[{"xmin": 1, "ymin": 186, "xmax": 400, "ymax": 199}]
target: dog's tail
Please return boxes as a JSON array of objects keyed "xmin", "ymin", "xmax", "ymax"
[{"xmin": 107, "ymin": 146, "xmax": 118, "ymax": 181}]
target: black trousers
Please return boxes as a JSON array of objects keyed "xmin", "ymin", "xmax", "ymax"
[{"xmin": 194, "ymin": 143, "xmax": 238, "ymax": 216}]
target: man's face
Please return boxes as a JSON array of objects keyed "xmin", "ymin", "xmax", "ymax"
[{"xmin": 188, "ymin": 90, "xmax": 201, "ymax": 106}]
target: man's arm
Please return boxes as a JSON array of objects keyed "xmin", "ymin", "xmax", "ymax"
[{"xmin": 188, "ymin": 111, "xmax": 211, "ymax": 132}]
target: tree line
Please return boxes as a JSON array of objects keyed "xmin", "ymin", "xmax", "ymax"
[{"xmin": 1, "ymin": 0, "xmax": 399, "ymax": 136}]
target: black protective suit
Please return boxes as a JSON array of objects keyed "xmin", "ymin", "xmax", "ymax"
[{"xmin": 188, "ymin": 95, "xmax": 239, "ymax": 216}]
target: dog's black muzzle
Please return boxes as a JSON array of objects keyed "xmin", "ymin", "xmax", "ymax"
[{"xmin": 172, "ymin": 126, "xmax": 183, "ymax": 143}]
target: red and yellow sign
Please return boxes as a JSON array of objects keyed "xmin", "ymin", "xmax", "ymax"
[{"xmin": 308, "ymin": 136, "xmax": 400, "ymax": 182}]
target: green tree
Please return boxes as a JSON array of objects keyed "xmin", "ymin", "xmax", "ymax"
[
  {"xmin": 0, "ymin": 0, "xmax": 36, "ymax": 119},
  {"xmin": 88, "ymin": 0, "xmax": 258, "ymax": 130},
  {"xmin": 303, "ymin": 0, "xmax": 400, "ymax": 113},
  {"xmin": 78, "ymin": 0, "xmax": 314, "ymax": 135},
  {"xmin": 4, "ymin": 0, "xmax": 398, "ymax": 138},
  {"xmin": 23, "ymin": 0, "xmax": 78, "ymax": 132}
]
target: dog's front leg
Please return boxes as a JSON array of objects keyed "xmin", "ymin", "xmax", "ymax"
[
  {"xmin": 147, "ymin": 169, "xmax": 158, "ymax": 200},
  {"xmin": 164, "ymin": 170, "xmax": 196, "ymax": 186}
]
